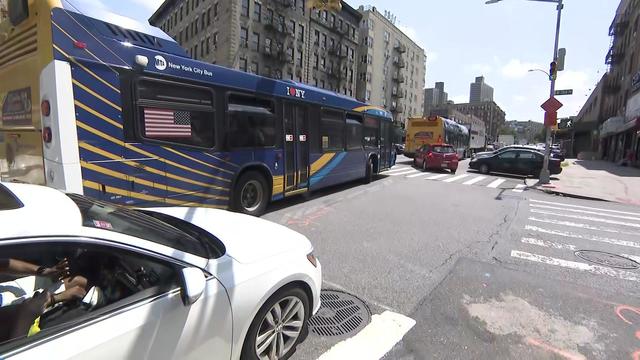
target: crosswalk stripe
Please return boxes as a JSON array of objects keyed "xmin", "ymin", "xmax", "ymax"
[
  {"xmin": 442, "ymin": 174, "xmax": 470, "ymax": 183},
  {"xmin": 388, "ymin": 169, "xmax": 419, "ymax": 176},
  {"xmin": 486, "ymin": 179, "xmax": 506, "ymax": 188},
  {"xmin": 463, "ymin": 176, "xmax": 486, "ymax": 185},
  {"xmin": 512, "ymin": 184, "xmax": 527, "ymax": 193},
  {"xmin": 530, "ymin": 209, "xmax": 640, "ymax": 228},
  {"xmin": 511, "ymin": 250, "xmax": 640, "ymax": 282},
  {"xmin": 528, "ymin": 217, "xmax": 640, "ymax": 236},
  {"xmin": 525, "ymin": 225, "xmax": 640, "ymax": 249},
  {"xmin": 521, "ymin": 237, "xmax": 577, "ymax": 250},
  {"xmin": 385, "ymin": 167, "xmax": 413, "ymax": 174},
  {"xmin": 530, "ymin": 204, "xmax": 640, "ymax": 222},
  {"xmin": 406, "ymin": 172, "xmax": 431, "ymax": 178},
  {"xmin": 530, "ymin": 199, "xmax": 640, "ymax": 216},
  {"xmin": 425, "ymin": 174, "xmax": 449, "ymax": 180}
]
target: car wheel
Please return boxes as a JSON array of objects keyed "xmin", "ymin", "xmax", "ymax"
[
  {"xmin": 422, "ymin": 159, "xmax": 427, "ymax": 171},
  {"xmin": 451, "ymin": 168, "xmax": 456, "ymax": 174},
  {"xmin": 363, "ymin": 157, "xmax": 374, "ymax": 184},
  {"xmin": 242, "ymin": 286, "xmax": 310, "ymax": 360},
  {"xmin": 413, "ymin": 158, "xmax": 417, "ymax": 167},
  {"xmin": 234, "ymin": 171, "xmax": 269, "ymax": 216},
  {"xmin": 479, "ymin": 164, "xmax": 490, "ymax": 175}
]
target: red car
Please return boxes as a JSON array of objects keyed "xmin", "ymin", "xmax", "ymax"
[{"xmin": 413, "ymin": 144, "xmax": 459, "ymax": 173}]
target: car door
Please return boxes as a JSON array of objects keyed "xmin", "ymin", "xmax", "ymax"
[
  {"xmin": 495, "ymin": 150, "xmax": 518, "ymax": 174},
  {"xmin": 516, "ymin": 151, "xmax": 539, "ymax": 176},
  {"xmin": 0, "ymin": 238, "xmax": 232, "ymax": 360}
]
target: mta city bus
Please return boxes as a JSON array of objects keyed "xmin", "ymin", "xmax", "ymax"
[
  {"xmin": 0, "ymin": 0, "xmax": 395, "ymax": 216},
  {"xmin": 404, "ymin": 116, "xmax": 470, "ymax": 159}
]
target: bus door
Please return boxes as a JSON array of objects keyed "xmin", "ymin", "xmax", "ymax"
[
  {"xmin": 283, "ymin": 102, "xmax": 309, "ymax": 195},
  {"xmin": 380, "ymin": 121, "xmax": 391, "ymax": 169}
]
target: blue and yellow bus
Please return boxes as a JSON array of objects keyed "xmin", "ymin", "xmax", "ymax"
[{"xmin": 0, "ymin": 1, "xmax": 395, "ymax": 216}]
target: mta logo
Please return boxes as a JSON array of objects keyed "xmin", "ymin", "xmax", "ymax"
[{"xmin": 154, "ymin": 55, "xmax": 167, "ymax": 70}]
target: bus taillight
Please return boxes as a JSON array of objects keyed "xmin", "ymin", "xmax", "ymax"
[
  {"xmin": 42, "ymin": 127, "xmax": 52, "ymax": 143},
  {"xmin": 41, "ymin": 100, "xmax": 51, "ymax": 117}
]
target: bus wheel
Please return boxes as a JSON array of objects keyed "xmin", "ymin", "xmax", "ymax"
[
  {"xmin": 364, "ymin": 158, "xmax": 374, "ymax": 184},
  {"xmin": 234, "ymin": 171, "xmax": 269, "ymax": 216}
]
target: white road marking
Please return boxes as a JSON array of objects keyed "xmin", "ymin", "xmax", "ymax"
[
  {"xmin": 317, "ymin": 311, "xmax": 416, "ymax": 360},
  {"xmin": 463, "ymin": 176, "xmax": 487, "ymax": 185},
  {"xmin": 530, "ymin": 204, "xmax": 640, "ymax": 222},
  {"xmin": 425, "ymin": 173, "xmax": 450, "ymax": 180},
  {"xmin": 510, "ymin": 250, "xmax": 640, "ymax": 282},
  {"xmin": 530, "ymin": 209, "xmax": 640, "ymax": 228},
  {"xmin": 322, "ymin": 280, "xmax": 397, "ymax": 312},
  {"xmin": 385, "ymin": 167, "xmax": 414, "ymax": 174},
  {"xmin": 442, "ymin": 174, "xmax": 470, "ymax": 183},
  {"xmin": 521, "ymin": 237, "xmax": 577, "ymax": 250},
  {"xmin": 486, "ymin": 178, "xmax": 506, "ymax": 188},
  {"xmin": 528, "ymin": 217, "xmax": 640, "ymax": 236},
  {"xmin": 406, "ymin": 172, "xmax": 431, "ymax": 178},
  {"xmin": 512, "ymin": 184, "xmax": 527, "ymax": 193},
  {"xmin": 388, "ymin": 169, "xmax": 420, "ymax": 176},
  {"xmin": 530, "ymin": 199, "xmax": 640, "ymax": 216},
  {"xmin": 622, "ymin": 254, "xmax": 640, "ymax": 263},
  {"xmin": 525, "ymin": 225, "xmax": 640, "ymax": 249}
]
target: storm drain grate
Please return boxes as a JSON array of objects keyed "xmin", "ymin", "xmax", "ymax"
[
  {"xmin": 575, "ymin": 250, "xmax": 640, "ymax": 270},
  {"xmin": 308, "ymin": 289, "xmax": 371, "ymax": 340}
]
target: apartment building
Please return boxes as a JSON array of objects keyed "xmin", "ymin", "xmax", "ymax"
[
  {"xmin": 355, "ymin": 6, "xmax": 426, "ymax": 125},
  {"xmin": 453, "ymin": 101, "xmax": 506, "ymax": 142},
  {"xmin": 149, "ymin": 0, "xmax": 361, "ymax": 96}
]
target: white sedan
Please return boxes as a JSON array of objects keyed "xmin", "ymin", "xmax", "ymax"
[{"xmin": 0, "ymin": 182, "xmax": 321, "ymax": 360}]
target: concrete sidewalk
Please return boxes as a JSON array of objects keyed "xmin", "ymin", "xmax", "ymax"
[{"xmin": 531, "ymin": 159, "xmax": 640, "ymax": 205}]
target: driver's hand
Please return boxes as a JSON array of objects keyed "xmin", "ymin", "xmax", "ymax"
[{"xmin": 41, "ymin": 259, "xmax": 70, "ymax": 281}]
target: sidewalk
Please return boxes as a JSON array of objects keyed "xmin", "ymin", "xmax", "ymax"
[{"xmin": 531, "ymin": 159, "xmax": 640, "ymax": 206}]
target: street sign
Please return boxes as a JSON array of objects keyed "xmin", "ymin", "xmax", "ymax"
[
  {"xmin": 541, "ymin": 97, "xmax": 563, "ymax": 112},
  {"xmin": 557, "ymin": 48, "xmax": 566, "ymax": 71},
  {"xmin": 544, "ymin": 111, "xmax": 558, "ymax": 127},
  {"xmin": 554, "ymin": 89, "xmax": 573, "ymax": 96}
]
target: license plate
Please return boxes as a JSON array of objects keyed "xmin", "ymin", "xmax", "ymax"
[{"xmin": 441, "ymin": 162, "xmax": 448, "ymax": 167}]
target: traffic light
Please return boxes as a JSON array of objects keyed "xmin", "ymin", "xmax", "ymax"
[
  {"xmin": 549, "ymin": 61, "xmax": 558, "ymax": 81},
  {"xmin": 308, "ymin": 0, "xmax": 342, "ymax": 12}
]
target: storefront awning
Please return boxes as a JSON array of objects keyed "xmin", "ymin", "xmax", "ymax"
[{"xmin": 600, "ymin": 116, "xmax": 627, "ymax": 138}]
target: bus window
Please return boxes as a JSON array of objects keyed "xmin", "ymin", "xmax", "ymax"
[
  {"xmin": 136, "ymin": 79, "xmax": 215, "ymax": 148},
  {"xmin": 363, "ymin": 116, "xmax": 379, "ymax": 147},
  {"xmin": 227, "ymin": 94, "xmax": 276, "ymax": 148},
  {"xmin": 346, "ymin": 114, "xmax": 363, "ymax": 150},
  {"xmin": 320, "ymin": 109, "xmax": 344, "ymax": 152}
]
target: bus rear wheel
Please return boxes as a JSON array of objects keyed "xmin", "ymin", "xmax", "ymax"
[
  {"xmin": 234, "ymin": 171, "xmax": 269, "ymax": 216},
  {"xmin": 364, "ymin": 158, "xmax": 374, "ymax": 184}
]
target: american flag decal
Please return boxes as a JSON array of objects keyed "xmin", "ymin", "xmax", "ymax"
[{"xmin": 143, "ymin": 108, "xmax": 192, "ymax": 138}]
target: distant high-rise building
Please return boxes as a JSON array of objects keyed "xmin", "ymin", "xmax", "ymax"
[
  {"xmin": 423, "ymin": 81, "xmax": 448, "ymax": 116},
  {"xmin": 469, "ymin": 76, "xmax": 494, "ymax": 103}
]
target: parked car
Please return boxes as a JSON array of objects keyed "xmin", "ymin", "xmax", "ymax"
[
  {"xmin": 413, "ymin": 144, "xmax": 459, "ymax": 173},
  {"xmin": 469, "ymin": 148, "xmax": 562, "ymax": 177},
  {"xmin": 0, "ymin": 182, "xmax": 321, "ymax": 360},
  {"xmin": 473, "ymin": 145, "xmax": 565, "ymax": 161},
  {"xmin": 395, "ymin": 143, "xmax": 405, "ymax": 155}
]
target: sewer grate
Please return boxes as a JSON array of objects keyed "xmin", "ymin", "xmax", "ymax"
[
  {"xmin": 308, "ymin": 289, "xmax": 371, "ymax": 340},
  {"xmin": 575, "ymin": 250, "xmax": 640, "ymax": 270}
]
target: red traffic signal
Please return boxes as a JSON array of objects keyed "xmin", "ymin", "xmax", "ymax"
[{"xmin": 549, "ymin": 61, "xmax": 557, "ymax": 81}]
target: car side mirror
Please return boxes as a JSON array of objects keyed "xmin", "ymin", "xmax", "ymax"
[{"xmin": 180, "ymin": 267, "xmax": 206, "ymax": 306}]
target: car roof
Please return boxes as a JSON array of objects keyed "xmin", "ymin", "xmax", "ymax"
[{"xmin": 0, "ymin": 182, "xmax": 84, "ymax": 239}]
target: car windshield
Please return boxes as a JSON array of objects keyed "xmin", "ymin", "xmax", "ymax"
[
  {"xmin": 432, "ymin": 146, "xmax": 454, "ymax": 153},
  {"xmin": 66, "ymin": 194, "xmax": 209, "ymax": 258}
]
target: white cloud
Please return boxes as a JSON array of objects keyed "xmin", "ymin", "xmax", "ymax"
[
  {"xmin": 130, "ymin": 0, "xmax": 165, "ymax": 13},
  {"xmin": 451, "ymin": 95, "xmax": 468, "ymax": 104},
  {"xmin": 513, "ymin": 95, "xmax": 527, "ymax": 103},
  {"xmin": 502, "ymin": 59, "xmax": 542, "ymax": 79},
  {"xmin": 470, "ymin": 63, "xmax": 493, "ymax": 74},
  {"xmin": 397, "ymin": 23, "xmax": 425, "ymax": 49}
]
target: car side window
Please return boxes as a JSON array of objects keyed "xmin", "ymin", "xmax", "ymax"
[
  {"xmin": 518, "ymin": 152, "xmax": 536, "ymax": 159},
  {"xmin": 0, "ymin": 241, "xmax": 180, "ymax": 352},
  {"xmin": 498, "ymin": 151, "xmax": 517, "ymax": 159}
]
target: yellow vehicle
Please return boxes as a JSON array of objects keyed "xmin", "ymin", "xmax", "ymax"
[
  {"xmin": 404, "ymin": 116, "xmax": 470, "ymax": 159},
  {"xmin": 0, "ymin": 0, "xmax": 58, "ymax": 184}
]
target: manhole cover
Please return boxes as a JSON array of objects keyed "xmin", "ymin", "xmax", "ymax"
[
  {"xmin": 575, "ymin": 250, "xmax": 640, "ymax": 270},
  {"xmin": 308, "ymin": 289, "xmax": 371, "ymax": 340}
]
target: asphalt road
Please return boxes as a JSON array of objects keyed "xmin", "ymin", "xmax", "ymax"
[{"xmin": 261, "ymin": 155, "xmax": 640, "ymax": 360}]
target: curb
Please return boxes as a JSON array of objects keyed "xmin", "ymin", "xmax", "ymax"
[{"xmin": 533, "ymin": 186, "xmax": 610, "ymax": 202}]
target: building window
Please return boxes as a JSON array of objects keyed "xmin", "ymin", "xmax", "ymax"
[
  {"xmin": 186, "ymin": 0, "xmax": 190, "ymax": 15},
  {"xmin": 277, "ymin": 14, "xmax": 285, "ymax": 32},
  {"xmin": 330, "ymin": 14, "xmax": 336, "ymax": 27},
  {"xmin": 313, "ymin": 77, "xmax": 318, "ymax": 86},
  {"xmin": 201, "ymin": 13, "xmax": 206, "ymax": 30},
  {"xmin": 351, "ymin": 26, "xmax": 356, "ymax": 39},
  {"xmin": 254, "ymin": 1, "xmax": 261, "ymax": 21},
  {"xmin": 288, "ymin": 72, "xmax": 294, "ymax": 80},
  {"xmin": 180, "ymin": 6, "xmax": 183, "ymax": 20},
  {"xmin": 207, "ymin": 7, "xmax": 211, "ymax": 25},
  {"xmin": 200, "ymin": 39, "xmax": 205, "ymax": 57},
  {"xmin": 241, "ymin": 0, "xmax": 249, "ymax": 17},
  {"xmin": 239, "ymin": 57, "xmax": 248, "ymax": 72},
  {"xmin": 298, "ymin": 24, "xmax": 304, "ymax": 42},
  {"xmin": 289, "ymin": 20, "xmax": 296, "ymax": 35},
  {"xmin": 321, "ymin": 80, "xmax": 325, "ymax": 88},
  {"xmin": 366, "ymin": 72, "xmax": 372, "ymax": 83},
  {"xmin": 194, "ymin": 19, "xmax": 198, "ymax": 34},
  {"xmin": 299, "ymin": 0, "xmax": 305, "ymax": 14},
  {"xmin": 314, "ymin": 54, "xmax": 319, "ymax": 68},
  {"xmin": 329, "ymin": 37, "xmax": 335, "ymax": 49},
  {"xmin": 266, "ymin": 8, "xmax": 273, "ymax": 23},
  {"xmin": 384, "ymin": 31, "xmax": 390, "ymax": 42},
  {"xmin": 287, "ymin": 47, "xmax": 294, "ymax": 63},
  {"xmin": 240, "ymin": 27, "xmax": 248, "ymax": 48},
  {"xmin": 321, "ymin": 10, "xmax": 328, "ymax": 22},
  {"xmin": 264, "ymin": 66, "xmax": 271, "ymax": 76},
  {"xmin": 366, "ymin": 90, "xmax": 371, "ymax": 101},
  {"xmin": 348, "ymin": 47, "xmax": 354, "ymax": 60},
  {"xmin": 265, "ymin": 37, "xmax": 272, "ymax": 52},
  {"xmin": 314, "ymin": 30, "xmax": 320, "ymax": 45},
  {"xmin": 251, "ymin": 32, "xmax": 260, "ymax": 51},
  {"xmin": 213, "ymin": 2, "xmax": 219, "ymax": 17},
  {"xmin": 322, "ymin": 33, "xmax": 327, "ymax": 48},
  {"xmin": 349, "ymin": 69, "xmax": 353, "ymax": 83},
  {"xmin": 212, "ymin": 32, "xmax": 218, "ymax": 47},
  {"xmin": 320, "ymin": 57, "xmax": 326, "ymax": 70},
  {"xmin": 321, "ymin": 109, "xmax": 344, "ymax": 151},
  {"xmin": 206, "ymin": 36, "xmax": 211, "ymax": 54},
  {"xmin": 194, "ymin": 44, "xmax": 198, "ymax": 59},
  {"xmin": 250, "ymin": 62, "xmax": 259, "ymax": 74},
  {"xmin": 296, "ymin": 50, "xmax": 303, "ymax": 66}
]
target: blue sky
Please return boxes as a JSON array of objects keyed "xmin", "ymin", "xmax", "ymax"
[{"xmin": 76, "ymin": 0, "xmax": 618, "ymax": 122}]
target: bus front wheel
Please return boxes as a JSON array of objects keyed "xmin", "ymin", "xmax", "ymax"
[
  {"xmin": 234, "ymin": 171, "xmax": 269, "ymax": 216},
  {"xmin": 364, "ymin": 158, "xmax": 374, "ymax": 184}
]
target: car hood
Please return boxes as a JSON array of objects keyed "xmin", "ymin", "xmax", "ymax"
[{"xmin": 146, "ymin": 207, "xmax": 313, "ymax": 264}]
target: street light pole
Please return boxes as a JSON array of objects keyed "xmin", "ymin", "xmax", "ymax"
[{"xmin": 539, "ymin": 0, "xmax": 564, "ymax": 184}]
